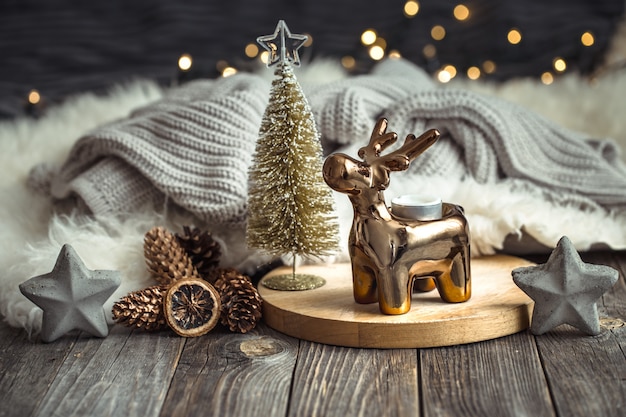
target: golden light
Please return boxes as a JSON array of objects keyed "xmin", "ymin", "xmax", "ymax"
[
  {"xmin": 244, "ymin": 43, "xmax": 259, "ymax": 58},
  {"xmin": 541, "ymin": 72, "xmax": 554, "ymax": 85},
  {"xmin": 216, "ymin": 60, "xmax": 228, "ymax": 72},
  {"xmin": 431, "ymin": 25, "xmax": 446, "ymax": 41},
  {"xmin": 437, "ymin": 70, "xmax": 452, "ymax": 83},
  {"xmin": 553, "ymin": 57, "xmax": 566, "ymax": 72},
  {"xmin": 388, "ymin": 50, "xmax": 402, "ymax": 59},
  {"xmin": 373, "ymin": 37, "xmax": 387, "ymax": 50},
  {"xmin": 581, "ymin": 31, "xmax": 595, "ymax": 47},
  {"xmin": 178, "ymin": 53, "xmax": 193, "ymax": 71},
  {"xmin": 369, "ymin": 45, "xmax": 385, "ymax": 60},
  {"xmin": 28, "ymin": 89, "xmax": 41, "ymax": 105},
  {"xmin": 404, "ymin": 0, "xmax": 420, "ymax": 17},
  {"xmin": 361, "ymin": 29, "xmax": 377, "ymax": 45},
  {"xmin": 423, "ymin": 44, "xmax": 437, "ymax": 59},
  {"xmin": 467, "ymin": 66, "xmax": 481, "ymax": 80},
  {"xmin": 304, "ymin": 33, "xmax": 313, "ymax": 47},
  {"xmin": 482, "ymin": 60, "xmax": 496, "ymax": 74},
  {"xmin": 222, "ymin": 67, "xmax": 238, "ymax": 77},
  {"xmin": 260, "ymin": 51, "xmax": 269, "ymax": 65},
  {"xmin": 453, "ymin": 4, "xmax": 470, "ymax": 21},
  {"xmin": 443, "ymin": 64, "xmax": 457, "ymax": 78},
  {"xmin": 341, "ymin": 55, "xmax": 356, "ymax": 70},
  {"xmin": 507, "ymin": 29, "xmax": 522, "ymax": 45}
]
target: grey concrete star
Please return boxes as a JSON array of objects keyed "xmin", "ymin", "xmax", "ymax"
[
  {"xmin": 512, "ymin": 236, "xmax": 618, "ymax": 335},
  {"xmin": 19, "ymin": 244, "xmax": 121, "ymax": 342},
  {"xmin": 257, "ymin": 20, "xmax": 308, "ymax": 67}
]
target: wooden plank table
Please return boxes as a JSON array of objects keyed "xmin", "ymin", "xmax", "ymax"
[{"xmin": 0, "ymin": 251, "xmax": 624, "ymax": 417}]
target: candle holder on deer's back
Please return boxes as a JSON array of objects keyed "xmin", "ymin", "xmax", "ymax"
[{"xmin": 323, "ymin": 118, "xmax": 471, "ymax": 315}]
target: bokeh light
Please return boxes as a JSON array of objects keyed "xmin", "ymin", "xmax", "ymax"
[
  {"xmin": 178, "ymin": 53, "xmax": 192, "ymax": 71},
  {"xmin": 443, "ymin": 64, "xmax": 457, "ymax": 78},
  {"xmin": 482, "ymin": 60, "xmax": 496, "ymax": 74},
  {"xmin": 304, "ymin": 33, "xmax": 313, "ymax": 47},
  {"xmin": 361, "ymin": 29, "xmax": 377, "ymax": 45},
  {"xmin": 216, "ymin": 60, "xmax": 228, "ymax": 72},
  {"xmin": 341, "ymin": 55, "xmax": 356, "ymax": 69},
  {"xmin": 507, "ymin": 29, "xmax": 522, "ymax": 45},
  {"xmin": 453, "ymin": 4, "xmax": 470, "ymax": 21},
  {"xmin": 222, "ymin": 67, "xmax": 237, "ymax": 77},
  {"xmin": 437, "ymin": 70, "xmax": 452, "ymax": 83},
  {"xmin": 260, "ymin": 51, "xmax": 269, "ymax": 64},
  {"xmin": 581, "ymin": 31, "xmax": 595, "ymax": 47},
  {"xmin": 423, "ymin": 44, "xmax": 437, "ymax": 59},
  {"xmin": 431, "ymin": 25, "xmax": 446, "ymax": 41},
  {"xmin": 541, "ymin": 72, "xmax": 554, "ymax": 85},
  {"xmin": 28, "ymin": 89, "xmax": 41, "ymax": 104},
  {"xmin": 553, "ymin": 57, "xmax": 566, "ymax": 72},
  {"xmin": 244, "ymin": 43, "xmax": 259, "ymax": 58},
  {"xmin": 467, "ymin": 66, "xmax": 481, "ymax": 80},
  {"xmin": 369, "ymin": 45, "xmax": 385, "ymax": 60},
  {"xmin": 404, "ymin": 0, "xmax": 420, "ymax": 17}
]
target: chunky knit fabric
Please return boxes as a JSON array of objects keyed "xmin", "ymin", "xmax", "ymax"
[
  {"xmin": 46, "ymin": 74, "xmax": 269, "ymax": 225},
  {"xmin": 311, "ymin": 59, "xmax": 626, "ymax": 210},
  {"xmin": 37, "ymin": 59, "xmax": 626, "ymax": 226}
]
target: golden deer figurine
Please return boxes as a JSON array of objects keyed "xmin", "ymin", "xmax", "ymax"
[{"xmin": 323, "ymin": 118, "xmax": 471, "ymax": 315}]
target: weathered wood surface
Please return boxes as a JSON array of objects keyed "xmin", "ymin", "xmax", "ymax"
[
  {"xmin": 160, "ymin": 325, "xmax": 298, "ymax": 417},
  {"xmin": 0, "ymin": 251, "xmax": 624, "ymax": 417},
  {"xmin": 31, "ymin": 326, "xmax": 185, "ymax": 417},
  {"xmin": 534, "ymin": 251, "xmax": 626, "ymax": 417},
  {"xmin": 420, "ymin": 332, "xmax": 555, "ymax": 417},
  {"xmin": 288, "ymin": 343, "xmax": 419, "ymax": 416}
]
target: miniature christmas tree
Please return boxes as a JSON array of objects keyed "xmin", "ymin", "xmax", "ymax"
[{"xmin": 247, "ymin": 20, "xmax": 339, "ymax": 290}]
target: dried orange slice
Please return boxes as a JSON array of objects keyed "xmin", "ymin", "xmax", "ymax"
[{"xmin": 164, "ymin": 278, "xmax": 221, "ymax": 337}]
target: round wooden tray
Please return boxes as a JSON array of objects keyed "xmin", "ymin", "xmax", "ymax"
[{"xmin": 258, "ymin": 255, "xmax": 534, "ymax": 348}]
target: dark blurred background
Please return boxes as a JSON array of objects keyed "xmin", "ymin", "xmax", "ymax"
[{"xmin": 0, "ymin": 0, "xmax": 623, "ymax": 118}]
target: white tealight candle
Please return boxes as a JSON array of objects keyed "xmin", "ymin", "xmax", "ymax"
[{"xmin": 391, "ymin": 194, "xmax": 443, "ymax": 221}]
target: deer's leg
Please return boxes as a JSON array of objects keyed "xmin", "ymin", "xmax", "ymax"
[
  {"xmin": 436, "ymin": 246, "xmax": 471, "ymax": 303},
  {"xmin": 413, "ymin": 277, "xmax": 436, "ymax": 292},
  {"xmin": 351, "ymin": 246, "xmax": 378, "ymax": 304},
  {"xmin": 377, "ymin": 265, "xmax": 413, "ymax": 315},
  {"xmin": 409, "ymin": 259, "xmax": 451, "ymax": 294}
]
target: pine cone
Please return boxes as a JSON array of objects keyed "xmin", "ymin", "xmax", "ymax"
[
  {"xmin": 214, "ymin": 268, "xmax": 263, "ymax": 334},
  {"xmin": 112, "ymin": 285, "xmax": 169, "ymax": 331},
  {"xmin": 176, "ymin": 226, "xmax": 222, "ymax": 282},
  {"xmin": 144, "ymin": 226, "xmax": 198, "ymax": 285}
]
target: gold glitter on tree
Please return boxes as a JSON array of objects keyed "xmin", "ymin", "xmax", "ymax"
[{"xmin": 246, "ymin": 61, "xmax": 339, "ymax": 287}]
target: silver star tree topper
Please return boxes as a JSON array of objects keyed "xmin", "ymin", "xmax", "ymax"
[{"xmin": 257, "ymin": 20, "xmax": 308, "ymax": 67}]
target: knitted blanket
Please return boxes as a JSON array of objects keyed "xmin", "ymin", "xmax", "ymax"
[{"xmin": 31, "ymin": 58, "xmax": 626, "ymax": 251}]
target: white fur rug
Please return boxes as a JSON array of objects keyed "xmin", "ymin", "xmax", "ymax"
[{"xmin": 2, "ymin": 61, "xmax": 626, "ymax": 335}]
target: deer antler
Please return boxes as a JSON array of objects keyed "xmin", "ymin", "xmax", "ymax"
[
  {"xmin": 358, "ymin": 118, "xmax": 398, "ymax": 163},
  {"xmin": 380, "ymin": 128, "xmax": 440, "ymax": 171},
  {"xmin": 357, "ymin": 118, "xmax": 440, "ymax": 172}
]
